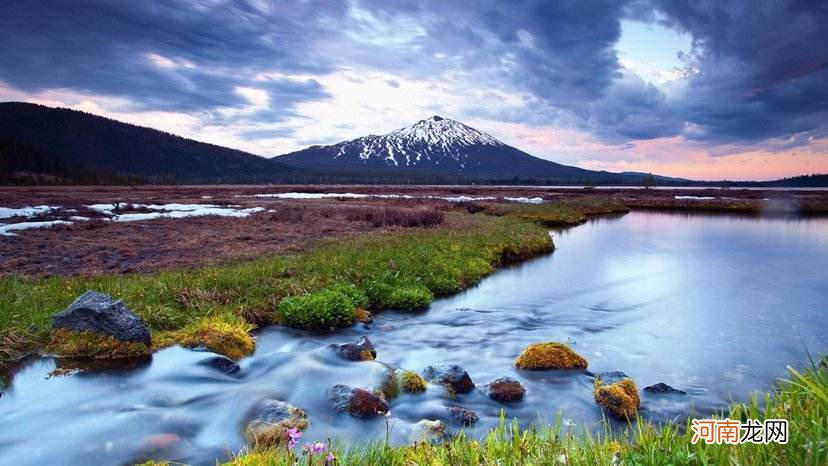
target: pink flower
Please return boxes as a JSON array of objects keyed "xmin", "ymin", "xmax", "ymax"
[
  {"xmin": 286, "ymin": 427, "xmax": 302, "ymax": 449},
  {"xmin": 325, "ymin": 451, "xmax": 336, "ymax": 465},
  {"xmin": 310, "ymin": 442, "xmax": 326, "ymax": 454}
]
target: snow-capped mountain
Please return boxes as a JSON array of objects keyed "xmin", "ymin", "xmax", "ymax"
[
  {"xmin": 275, "ymin": 116, "xmax": 640, "ymax": 182},
  {"xmin": 329, "ymin": 116, "xmax": 504, "ymax": 169}
]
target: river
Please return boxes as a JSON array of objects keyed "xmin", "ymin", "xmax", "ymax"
[{"xmin": 1, "ymin": 211, "xmax": 826, "ymax": 465}]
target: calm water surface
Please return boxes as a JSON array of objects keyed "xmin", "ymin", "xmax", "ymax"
[{"xmin": 1, "ymin": 211, "xmax": 827, "ymax": 465}]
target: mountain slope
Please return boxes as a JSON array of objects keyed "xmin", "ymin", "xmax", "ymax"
[
  {"xmin": 275, "ymin": 116, "xmax": 641, "ymax": 182},
  {"xmin": 0, "ymin": 102, "xmax": 298, "ymax": 183}
]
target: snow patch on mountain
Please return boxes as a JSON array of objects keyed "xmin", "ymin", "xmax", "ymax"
[{"xmin": 331, "ymin": 116, "xmax": 505, "ymax": 167}]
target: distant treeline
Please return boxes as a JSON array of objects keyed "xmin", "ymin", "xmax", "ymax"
[{"xmin": 0, "ymin": 136, "xmax": 149, "ymax": 185}]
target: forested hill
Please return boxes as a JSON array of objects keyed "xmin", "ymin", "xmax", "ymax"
[{"xmin": 0, "ymin": 102, "xmax": 297, "ymax": 184}]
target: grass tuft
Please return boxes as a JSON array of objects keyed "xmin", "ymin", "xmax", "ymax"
[
  {"xmin": 155, "ymin": 314, "xmax": 255, "ymax": 360},
  {"xmin": 278, "ymin": 288, "xmax": 356, "ymax": 331}
]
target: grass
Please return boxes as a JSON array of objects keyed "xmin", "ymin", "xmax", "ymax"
[
  {"xmin": 218, "ymin": 362, "xmax": 828, "ymax": 465},
  {"xmin": 0, "ymin": 211, "xmax": 556, "ymax": 366},
  {"xmin": 484, "ymin": 198, "xmax": 629, "ymax": 227},
  {"xmin": 46, "ymin": 328, "xmax": 151, "ymax": 359}
]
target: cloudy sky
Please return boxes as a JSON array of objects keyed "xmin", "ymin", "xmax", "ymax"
[{"xmin": 2, "ymin": 0, "xmax": 827, "ymax": 180}]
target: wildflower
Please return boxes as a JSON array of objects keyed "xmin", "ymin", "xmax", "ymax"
[
  {"xmin": 325, "ymin": 452, "xmax": 336, "ymax": 465},
  {"xmin": 310, "ymin": 442, "xmax": 326, "ymax": 454},
  {"xmin": 286, "ymin": 427, "xmax": 302, "ymax": 450}
]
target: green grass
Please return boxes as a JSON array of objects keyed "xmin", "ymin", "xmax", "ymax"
[
  {"xmin": 484, "ymin": 198, "xmax": 629, "ymax": 227},
  {"xmin": 278, "ymin": 287, "xmax": 360, "ymax": 331},
  {"xmin": 0, "ymin": 212, "xmax": 553, "ymax": 364},
  {"xmin": 221, "ymin": 363, "xmax": 828, "ymax": 465}
]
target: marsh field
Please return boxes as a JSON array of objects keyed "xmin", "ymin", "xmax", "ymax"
[{"xmin": 1, "ymin": 185, "xmax": 827, "ymax": 466}]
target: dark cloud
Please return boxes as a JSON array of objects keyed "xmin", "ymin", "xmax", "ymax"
[
  {"xmin": 637, "ymin": 0, "xmax": 828, "ymax": 146},
  {"xmin": 0, "ymin": 0, "xmax": 340, "ymax": 113},
  {"xmin": 1, "ymin": 0, "xmax": 826, "ymax": 150}
]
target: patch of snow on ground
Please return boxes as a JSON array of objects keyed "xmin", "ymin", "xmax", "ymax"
[
  {"xmin": 0, "ymin": 205, "xmax": 57, "ymax": 219},
  {"xmin": 0, "ymin": 220, "xmax": 72, "ymax": 236},
  {"xmin": 248, "ymin": 193, "xmax": 538, "ymax": 203},
  {"xmin": 112, "ymin": 206, "xmax": 264, "ymax": 222},
  {"xmin": 252, "ymin": 192, "xmax": 371, "ymax": 199},
  {"xmin": 0, "ymin": 204, "xmax": 266, "ymax": 237},
  {"xmin": 504, "ymin": 196, "xmax": 543, "ymax": 204},
  {"xmin": 674, "ymin": 195, "xmax": 716, "ymax": 200}
]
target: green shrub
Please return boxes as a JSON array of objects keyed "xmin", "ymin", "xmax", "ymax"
[
  {"xmin": 277, "ymin": 288, "xmax": 356, "ymax": 330},
  {"xmin": 329, "ymin": 283, "xmax": 369, "ymax": 308},
  {"xmin": 366, "ymin": 281, "xmax": 433, "ymax": 310},
  {"xmin": 422, "ymin": 273, "xmax": 462, "ymax": 295}
]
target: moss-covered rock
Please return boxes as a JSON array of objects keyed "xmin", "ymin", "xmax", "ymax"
[
  {"xmin": 514, "ymin": 342, "xmax": 587, "ymax": 370},
  {"xmin": 398, "ymin": 370, "xmax": 427, "ymax": 393},
  {"xmin": 46, "ymin": 328, "xmax": 151, "ymax": 359},
  {"xmin": 155, "ymin": 315, "xmax": 255, "ymax": 360},
  {"xmin": 244, "ymin": 399, "xmax": 308, "ymax": 449},
  {"xmin": 335, "ymin": 336, "xmax": 376, "ymax": 361},
  {"xmin": 593, "ymin": 371, "xmax": 640, "ymax": 419}
]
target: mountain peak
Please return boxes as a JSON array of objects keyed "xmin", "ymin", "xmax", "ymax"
[{"xmin": 392, "ymin": 116, "xmax": 503, "ymax": 148}]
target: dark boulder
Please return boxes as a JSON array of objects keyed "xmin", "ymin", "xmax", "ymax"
[
  {"xmin": 421, "ymin": 364, "xmax": 474, "ymax": 394},
  {"xmin": 643, "ymin": 382, "xmax": 686, "ymax": 395},
  {"xmin": 335, "ymin": 336, "xmax": 376, "ymax": 361},
  {"xmin": 447, "ymin": 406, "xmax": 478, "ymax": 426},
  {"xmin": 52, "ymin": 291, "xmax": 151, "ymax": 345},
  {"xmin": 203, "ymin": 356, "xmax": 240, "ymax": 375},
  {"xmin": 329, "ymin": 384, "xmax": 389, "ymax": 418},
  {"xmin": 485, "ymin": 377, "xmax": 526, "ymax": 402}
]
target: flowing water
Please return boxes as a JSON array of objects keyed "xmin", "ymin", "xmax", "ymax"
[{"xmin": 2, "ymin": 211, "xmax": 827, "ymax": 465}]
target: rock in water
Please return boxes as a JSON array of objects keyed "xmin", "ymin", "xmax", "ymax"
[
  {"xmin": 514, "ymin": 342, "xmax": 587, "ymax": 370},
  {"xmin": 593, "ymin": 371, "xmax": 640, "ymax": 419},
  {"xmin": 52, "ymin": 291, "xmax": 151, "ymax": 345},
  {"xmin": 485, "ymin": 377, "xmax": 526, "ymax": 402},
  {"xmin": 203, "ymin": 356, "xmax": 241, "ymax": 374},
  {"xmin": 335, "ymin": 336, "xmax": 376, "ymax": 361},
  {"xmin": 447, "ymin": 406, "xmax": 478, "ymax": 426},
  {"xmin": 245, "ymin": 399, "xmax": 308, "ymax": 448},
  {"xmin": 421, "ymin": 364, "xmax": 475, "ymax": 394},
  {"xmin": 328, "ymin": 384, "xmax": 390, "ymax": 418},
  {"xmin": 410, "ymin": 419, "xmax": 446, "ymax": 443},
  {"xmin": 397, "ymin": 370, "xmax": 428, "ymax": 393},
  {"xmin": 643, "ymin": 382, "xmax": 686, "ymax": 395}
]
